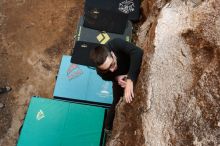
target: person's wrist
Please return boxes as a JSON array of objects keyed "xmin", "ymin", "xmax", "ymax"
[{"xmin": 127, "ymin": 79, "xmax": 133, "ymax": 83}]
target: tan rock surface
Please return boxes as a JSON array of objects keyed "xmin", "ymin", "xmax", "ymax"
[{"xmin": 108, "ymin": 0, "xmax": 220, "ymax": 145}]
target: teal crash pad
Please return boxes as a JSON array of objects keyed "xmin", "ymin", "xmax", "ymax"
[{"xmin": 17, "ymin": 97, "xmax": 106, "ymax": 146}]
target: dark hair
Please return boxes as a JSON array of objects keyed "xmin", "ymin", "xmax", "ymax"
[{"xmin": 90, "ymin": 45, "xmax": 111, "ymax": 66}]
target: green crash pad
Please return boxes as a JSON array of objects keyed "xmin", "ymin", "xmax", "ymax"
[{"xmin": 17, "ymin": 97, "xmax": 106, "ymax": 146}]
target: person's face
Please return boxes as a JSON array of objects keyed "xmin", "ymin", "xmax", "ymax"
[{"xmin": 98, "ymin": 52, "xmax": 117, "ymax": 72}]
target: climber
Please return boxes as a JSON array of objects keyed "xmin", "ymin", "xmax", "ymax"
[{"xmin": 90, "ymin": 38, "xmax": 143, "ymax": 132}]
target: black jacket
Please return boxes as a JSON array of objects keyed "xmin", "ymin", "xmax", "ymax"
[{"xmin": 97, "ymin": 38, "xmax": 143, "ymax": 82}]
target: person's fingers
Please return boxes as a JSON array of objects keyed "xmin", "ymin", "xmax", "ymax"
[
  {"xmin": 118, "ymin": 79, "xmax": 124, "ymax": 84},
  {"xmin": 127, "ymin": 97, "xmax": 130, "ymax": 103},
  {"xmin": 120, "ymin": 80, "xmax": 126, "ymax": 85},
  {"xmin": 125, "ymin": 93, "xmax": 128, "ymax": 103},
  {"xmin": 119, "ymin": 80, "xmax": 127, "ymax": 87},
  {"xmin": 125, "ymin": 95, "xmax": 129, "ymax": 103},
  {"xmin": 126, "ymin": 94, "xmax": 131, "ymax": 103},
  {"xmin": 131, "ymin": 90, "xmax": 134, "ymax": 98},
  {"xmin": 118, "ymin": 77, "xmax": 124, "ymax": 82},
  {"xmin": 129, "ymin": 95, "xmax": 132, "ymax": 103},
  {"xmin": 118, "ymin": 82, "xmax": 125, "ymax": 88},
  {"xmin": 129, "ymin": 90, "xmax": 134, "ymax": 103},
  {"xmin": 125, "ymin": 92, "xmax": 129, "ymax": 103}
]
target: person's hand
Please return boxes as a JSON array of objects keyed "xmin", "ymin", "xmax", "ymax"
[
  {"xmin": 115, "ymin": 75, "xmax": 127, "ymax": 88},
  {"xmin": 124, "ymin": 79, "xmax": 134, "ymax": 103}
]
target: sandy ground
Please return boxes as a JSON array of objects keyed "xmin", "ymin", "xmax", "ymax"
[{"xmin": 0, "ymin": 0, "xmax": 83, "ymax": 145}]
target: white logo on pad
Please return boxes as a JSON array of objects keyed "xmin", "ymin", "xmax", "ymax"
[
  {"xmin": 118, "ymin": 0, "xmax": 135, "ymax": 14},
  {"xmin": 36, "ymin": 109, "xmax": 45, "ymax": 120}
]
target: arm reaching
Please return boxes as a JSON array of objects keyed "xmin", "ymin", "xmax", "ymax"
[{"xmin": 124, "ymin": 79, "xmax": 134, "ymax": 103}]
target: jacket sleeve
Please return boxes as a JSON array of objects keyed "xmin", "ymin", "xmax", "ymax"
[{"xmin": 109, "ymin": 38, "xmax": 143, "ymax": 82}]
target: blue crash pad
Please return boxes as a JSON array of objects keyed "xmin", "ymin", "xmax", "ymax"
[{"xmin": 53, "ymin": 55, "xmax": 113, "ymax": 107}]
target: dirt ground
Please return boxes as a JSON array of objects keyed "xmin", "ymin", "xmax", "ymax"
[{"xmin": 0, "ymin": 0, "xmax": 83, "ymax": 145}]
